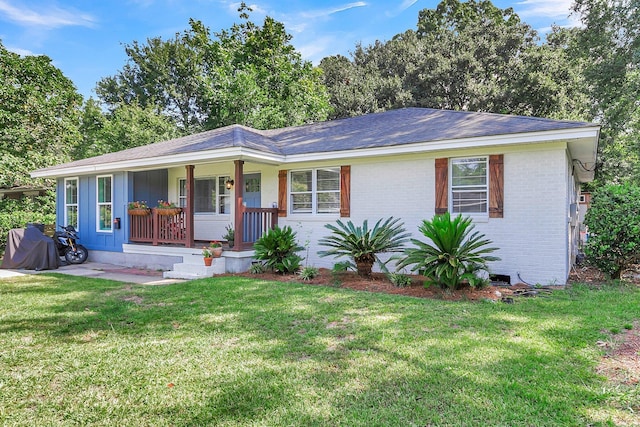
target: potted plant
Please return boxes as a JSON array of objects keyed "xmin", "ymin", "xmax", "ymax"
[
  {"xmin": 128, "ymin": 201, "xmax": 150, "ymax": 216},
  {"xmin": 156, "ymin": 199, "xmax": 181, "ymax": 216},
  {"xmin": 202, "ymin": 246, "xmax": 214, "ymax": 266},
  {"xmin": 209, "ymin": 241, "xmax": 223, "ymax": 258},
  {"xmin": 223, "ymin": 224, "xmax": 235, "ymax": 248}
]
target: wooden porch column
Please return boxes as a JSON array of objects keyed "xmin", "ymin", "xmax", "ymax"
[
  {"xmin": 185, "ymin": 165, "xmax": 195, "ymax": 248},
  {"xmin": 234, "ymin": 160, "xmax": 244, "ymax": 251}
]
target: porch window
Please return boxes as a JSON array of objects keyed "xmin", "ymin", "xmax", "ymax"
[
  {"xmin": 179, "ymin": 176, "xmax": 231, "ymax": 214},
  {"xmin": 290, "ymin": 168, "xmax": 340, "ymax": 214},
  {"xmin": 450, "ymin": 157, "xmax": 488, "ymax": 214},
  {"xmin": 64, "ymin": 177, "xmax": 78, "ymax": 228},
  {"xmin": 97, "ymin": 175, "xmax": 112, "ymax": 232}
]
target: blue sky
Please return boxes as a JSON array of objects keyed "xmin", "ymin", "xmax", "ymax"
[{"xmin": 0, "ymin": 0, "xmax": 579, "ymax": 100}]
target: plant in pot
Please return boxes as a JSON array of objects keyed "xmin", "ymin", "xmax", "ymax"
[
  {"xmin": 208, "ymin": 241, "xmax": 223, "ymax": 257},
  {"xmin": 127, "ymin": 201, "xmax": 150, "ymax": 216},
  {"xmin": 223, "ymin": 224, "xmax": 235, "ymax": 248},
  {"xmin": 202, "ymin": 246, "xmax": 214, "ymax": 266},
  {"xmin": 156, "ymin": 200, "xmax": 181, "ymax": 215}
]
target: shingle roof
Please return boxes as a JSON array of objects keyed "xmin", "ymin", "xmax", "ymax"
[{"xmin": 33, "ymin": 108, "xmax": 596, "ymax": 175}]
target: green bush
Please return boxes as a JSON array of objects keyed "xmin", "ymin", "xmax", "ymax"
[
  {"xmin": 397, "ymin": 213, "xmax": 500, "ymax": 290},
  {"xmin": 318, "ymin": 217, "xmax": 410, "ymax": 277},
  {"xmin": 253, "ymin": 225, "xmax": 304, "ymax": 274},
  {"xmin": 584, "ymin": 183, "xmax": 640, "ymax": 279},
  {"xmin": 298, "ymin": 266, "xmax": 319, "ymax": 281},
  {"xmin": 387, "ymin": 272, "xmax": 412, "ymax": 287}
]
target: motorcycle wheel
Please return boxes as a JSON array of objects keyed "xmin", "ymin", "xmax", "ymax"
[{"xmin": 65, "ymin": 245, "xmax": 88, "ymax": 264}]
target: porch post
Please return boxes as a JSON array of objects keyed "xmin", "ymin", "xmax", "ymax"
[
  {"xmin": 234, "ymin": 160, "xmax": 244, "ymax": 250},
  {"xmin": 185, "ymin": 165, "xmax": 195, "ymax": 248}
]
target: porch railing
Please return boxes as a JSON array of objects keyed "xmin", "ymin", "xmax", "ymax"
[
  {"xmin": 239, "ymin": 207, "xmax": 279, "ymax": 249},
  {"xmin": 128, "ymin": 207, "xmax": 278, "ymax": 249},
  {"xmin": 129, "ymin": 208, "xmax": 186, "ymax": 245}
]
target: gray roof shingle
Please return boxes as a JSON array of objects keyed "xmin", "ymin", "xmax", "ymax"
[{"xmin": 34, "ymin": 108, "xmax": 595, "ymax": 174}]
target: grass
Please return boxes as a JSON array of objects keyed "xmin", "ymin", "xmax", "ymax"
[{"xmin": 0, "ymin": 274, "xmax": 638, "ymax": 426}]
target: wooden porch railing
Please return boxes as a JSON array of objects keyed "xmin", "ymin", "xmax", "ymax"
[
  {"xmin": 128, "ymin": 207, "xmax": 278, "ymax": 249},
  {"xmin": 129, "ymin": 208, "xmax": 186, "ymax": 246},
  {"xmin": 238, "ymin": 207, "xmax": 279, "ymax": 250}
]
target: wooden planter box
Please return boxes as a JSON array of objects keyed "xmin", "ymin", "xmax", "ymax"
[{"xmin": 156, "ymin": 208, "xmax": 182, "ymax": 216}]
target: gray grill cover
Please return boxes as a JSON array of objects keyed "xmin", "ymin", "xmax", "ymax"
[{"xmin": 1, "ymin": 227, "xmax": 60, "ymax": 270}]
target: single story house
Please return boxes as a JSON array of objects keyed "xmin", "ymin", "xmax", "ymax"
[{"xmin": 32, "ymin": 108, "xmax": 599, "ymax": 284}]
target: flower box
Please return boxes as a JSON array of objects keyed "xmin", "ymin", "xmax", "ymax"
[
  {"xmin": 128, "ymin": 208, "xmax": 150, "ymax": 216},
  {"xmin": 156, "ymin": 208, "xmax": 182, "ymax": 216}
]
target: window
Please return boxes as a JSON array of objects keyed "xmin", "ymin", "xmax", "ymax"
[
  {"xmin": 64, "ymin": 178, "xmax": 78, "ymax": 228},
  {"xmin": 179, "ymin": 176, "xmax": 231, "ymax": 214},
  {"xmin": 97, "ymin": 175, "xmax": 112, "ymax": 232},
  {"xmin": 290, "ymin": 168, "xmax": 340, "ymax": 214},
  {"xmin": 450, "ymin": 157, "xmax": 488, "ymax": 214}
]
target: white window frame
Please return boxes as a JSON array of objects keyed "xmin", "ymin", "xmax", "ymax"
[
  {"xmin": 64, "ymin": 177, "xmax": 79, "ymax": 228},
  {"xmin": 178, "ymin": 176, "xmax": 231, "ymax": 215},
  {"xmin": 96, "ymin": 175, "xmax": 113, "ymax": 233},
  {"xmin": 449, "ymin": 157, "xmax": 489, "ymax": 216},
  {"xmin": 289, "ymin": 168, "xmax": 340, "ymax": 215}
]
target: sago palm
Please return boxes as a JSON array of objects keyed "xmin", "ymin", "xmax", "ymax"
[
  {"xmin": 318, "ymin": 217, "xmax": 410, "ymax": 277},
  {"xmin": 397, "ymin": 212, "xmax": 500, "ymax": 290}
]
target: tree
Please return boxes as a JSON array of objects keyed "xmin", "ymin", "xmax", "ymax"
[
  {"xmin": 74, "ymin": 99, "xmax": 182, "ymax": 159},
  {"xmin": 97, "ymin": 5, "xmax": 330, "ymax": 131},
  {"xmin": 570, "ymin": 0, "xmax": 640, "ymax": 184},
  {"xmin": 320, "ymin": 0, "xmax": 589, "ymax": 121},
  {"xmin": 0, "ymin": 41, "xmax": 82, "ymax": 248},
  {"xmin": 0, "ymin": 41, "xmax": 82, "ymax": 188}
]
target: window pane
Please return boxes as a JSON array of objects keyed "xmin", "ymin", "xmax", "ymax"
[
  {"xmin": 98, "ymin": 177, "xmax": 111, "ymax": 203},
  {"xmin": 291, "ymin": 171, "xmax": 312, "ymax": 192},
  {"xmin": 66, "ymin": 206, "xmax": 78, "ymax": 228},
  {"xmin": 452, "ymin": 158, "xmax": 487, "ymax": 187},
  {"xmin": 292, "ymin": 193, "xmax": 312, "ymax": 213},
  {"xmin": 452, "ymin": 191, "xmax": 488, "ymax": 213},
  {"xmin": 98, "ymin": 204, "xmax": 112, "ymax": 231},
  {"xmin": 65, "ymin": 179, "xmax": 77, "ymax": 204},
  {"xmin": 194, "ymin": 178, "xmax": 215, "ymax": 213},
  {"xmin": 317, "ymin": 168, "xmax": 339, "ymax": 191},
  {"xmin": 317, "ymin": 192, "xmax": 340, "ymax": 213}
]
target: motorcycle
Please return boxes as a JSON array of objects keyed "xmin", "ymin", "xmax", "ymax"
[{"xmin": 53, "ymin": 225, "xmax": 89, "ymax": 265}]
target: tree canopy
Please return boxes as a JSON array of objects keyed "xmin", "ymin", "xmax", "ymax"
[
  {"xmin": 0, "ymin": 41, "xmax": 82, "ymax": 188},
  {"xmin": 97, "ymin": 5, "xmax": 330, "ymax": 132}
]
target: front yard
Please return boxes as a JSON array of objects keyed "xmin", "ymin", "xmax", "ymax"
[{"xmin": 0, "ymin": 273, "xmax": 638, "ymax": 426}]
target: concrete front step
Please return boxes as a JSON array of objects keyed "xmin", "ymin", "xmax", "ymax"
[{"xmin": 163, "ymin": 257, "xmax": 225, "ymax": 279}]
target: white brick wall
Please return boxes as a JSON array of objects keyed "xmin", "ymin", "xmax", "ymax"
[{"xmin": 276, "ymin": 145, "xmax": 572, "ymax": 285}]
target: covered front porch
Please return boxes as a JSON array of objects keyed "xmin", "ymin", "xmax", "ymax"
[{"xmin": 126, "ymin": 160, "xmax": 281, "ymax": 251}]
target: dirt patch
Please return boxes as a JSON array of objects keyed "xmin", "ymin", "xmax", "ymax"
[{"xmin": 597, "ymin": 322, "xmax": 640, "ymax": 386}]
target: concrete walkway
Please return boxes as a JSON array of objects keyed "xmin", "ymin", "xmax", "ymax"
[{"xmin": 0, "ymin": 261, "xmax": 185, "ymax": 285}]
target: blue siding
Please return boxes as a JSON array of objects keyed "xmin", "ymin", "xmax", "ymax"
[{"xmin": 57, "ymin": 173, "xmax": 128, "ymax": 252}]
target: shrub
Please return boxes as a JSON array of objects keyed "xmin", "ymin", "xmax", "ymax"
[
  {"xmin": 397, "ymin": 212, "xmax": 499, "ymax": 291},
  {"xmin": 298, "ymin": 266, "xmax": 319, "ymax": 281},
  {"xmin": 248, "ymin": 262, "xmax": 266, "ymax": 274},
  {"xmin": 318, "ymin": 217, "xmax": 410, "ymax": 277},
  {"xmin": 584, "ymin": 183, "xmax": 640, "ymax": 279},
  {"xmin": 387, "ymin": 272, "xmax": 412, "ymax": 287},
  {"xmin": 253, "ymin": 225, "xmax": 304, "ymax": 274}
]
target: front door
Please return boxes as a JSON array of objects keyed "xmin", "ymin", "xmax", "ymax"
[
  {"xmin": 243, "ymin": 174, "xmax": 261, "ymax": 241},
  {"xmin": 243, "ymin": 173, "xmax": 261, "ymax": 208}
]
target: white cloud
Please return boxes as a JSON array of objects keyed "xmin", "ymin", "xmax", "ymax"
[
  {"xmin": 0, "ymin": 0, "xmax": 95, "ymax": 29},
  {"xmin": 386, "ymin": 0, "xmax": 418, "ymax": 18},
  {"xmin": 6, "ymin": 45, "xmax": 37, "ymax": 56},
  {"xmin": 516, "ymin": 0, "xmax": 573, "ymax": 20}
]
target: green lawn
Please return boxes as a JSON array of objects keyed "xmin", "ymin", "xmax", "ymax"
[{"xmin": 0, "ymin": 274, "xmax": 638, "ymax": 426}]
